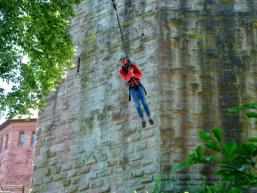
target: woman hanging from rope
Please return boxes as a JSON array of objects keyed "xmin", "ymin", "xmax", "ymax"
[
  {"xmin": 111, "ymin": 0, "xmax": 154, "ymax": 128},
  {"xmin": 117, "ymin": 52, "xmax": 154, "ymax": 128}
]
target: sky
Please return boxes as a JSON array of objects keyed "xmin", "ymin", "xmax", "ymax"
[{"xmin": 0, "ymin": 79, "xmax": 11, "ymax": 124}]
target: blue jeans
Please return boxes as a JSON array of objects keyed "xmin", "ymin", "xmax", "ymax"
[{"xmin": 129, "ymin": 85, "xmax": 151, "ymax": 118}]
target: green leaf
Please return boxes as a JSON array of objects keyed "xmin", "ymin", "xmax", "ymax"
[
  {"xmin": 227, "ymin": 103, "xmax": 257, "ymax": 116},
  {"xmin": 212, "ymin": 128, "xmax": 223, "ymax": 142},
  {"xmin": 188, "ymin": 152, "xmax": 198, "ymax": 164},
  {"xmin": 198, "ymin": 130, "xmax": 212, "ymax": 140},
  {"xmin": 239, "ymin": 143, "xmax": 256, "ymax": 155},
  {"xmin": 227, "ymin": 109, "xmax": 238, "ymax": 115},
  {"xmin": 253, "ymin": 149, "xmax": 257, "ymax": 157},
  {"xmin": 217, "ymin": 168, "xmax": 234, "ymax": 176},
  {"xmin": 206, "ymin": 141, "xmax": 221, "ymax": 152},
  {"xmin": 246, "ymin": 111, "xmax": 257, "ymax": 118},
  {"xmin": 224, "ymin": 141, "xmax": 237, "ymax": 158},
  {"xmin": 244, "ymin": 103, "xmax": 257, "ymax": 109},
  {"xmin": 196, "ymin": 146, "xmax": 204, "ymax": 161},
  {"xmin": 248, "ymin": 137, "xmax": 257, "ymax": 143},
  {"xmin": 174, "ymin": 163, "xmax": 190, "ymax": 172},
  {"xmin": 230, "ymin": 187, "xmax": 243, "ymax": 193}
]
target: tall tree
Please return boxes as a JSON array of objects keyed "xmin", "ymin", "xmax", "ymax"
[{"xmin": 0, "ymin": 0, "xmax": 81, "ymax": 118}]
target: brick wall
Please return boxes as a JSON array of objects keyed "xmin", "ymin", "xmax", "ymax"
[
  {"xmin": 0, "ymin": 120, "xmax": 37, "ymax": 193},
  {"xmin": 31, "ymin": 0, "xmax": 257, "ymax": 193}
]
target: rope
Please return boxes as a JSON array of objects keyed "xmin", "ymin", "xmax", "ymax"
[{"xmin": 111, "ymin": 0, "xmax": 128, "ymax": 57}]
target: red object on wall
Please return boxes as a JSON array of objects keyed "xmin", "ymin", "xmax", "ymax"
[{"xmin": 0, "ymin": 119, "xmax": 37, "ymax": 192}]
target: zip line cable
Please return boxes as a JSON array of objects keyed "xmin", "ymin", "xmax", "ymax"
[{"xmin": 111, "ymin": 0, "xmax": 128, "ymax": 57}]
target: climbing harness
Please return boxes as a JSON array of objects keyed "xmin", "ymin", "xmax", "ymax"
[
  {"xmin": 111, "ymin": 0, "xmax": 127, "ymax": 57},
  {"xmin": 128, "ymin": 83, "xmax": 147, "ymax": 101}
]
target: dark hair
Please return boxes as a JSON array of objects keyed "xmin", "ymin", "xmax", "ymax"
[{"xmin": 122, "ymin": 59, "xmax": 131, "ymax": 72}]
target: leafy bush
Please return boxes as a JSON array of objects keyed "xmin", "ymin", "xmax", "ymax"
[
  {"xmin": 177, "ymin": 103, "xmax": 257, "ymax": 191},
  {"xmin": 134, "ymin": 103, "xmax": 257, "ymax": 193}
]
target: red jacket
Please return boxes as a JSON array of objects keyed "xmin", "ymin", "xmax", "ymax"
[{"xmin": 119, "ymin": 63, "xmax": 142, "ymax": 87}]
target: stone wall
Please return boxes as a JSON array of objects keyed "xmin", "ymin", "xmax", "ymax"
[
  {"xmin": 158, "ymin": 0, "xmax": 257, "ymax": 187},
  {"xmin": 31, "ymin": 0, "xmax": 257, "ymax": 193}
]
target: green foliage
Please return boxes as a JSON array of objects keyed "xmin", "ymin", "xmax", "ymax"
[
  {"xmin": 228, "ymin": 103, "xmax": 257, "ymax": 123},
  {"xmin": 152, "ymin": 176, "xmax": 163, "ymax": 193},
  {"xmin": 177, "ymin": 103, "xmax": 257, "ymax": 190},
  {"xmin": 194, "ymin": 181, "xmax": 243, "ymax": 193},
  {"xmin": 227, "ymin": 103, "xmax": 257, "ymax": 115},
  {"xmin": 0, "ymin": 0, "xmax": 82, "ymax": 118},
  {"xmin": 178, "ymin": 127, "xmax": 257, "ymax": 188}
]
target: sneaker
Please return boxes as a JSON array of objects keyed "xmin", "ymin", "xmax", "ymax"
[
  {"xmin": 149, "ymin": 119, "xmax": 154, "ymax": 125},
  {"xmin": 141, "ymin": 120, "xmax": 146, "ymax": 128}
]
